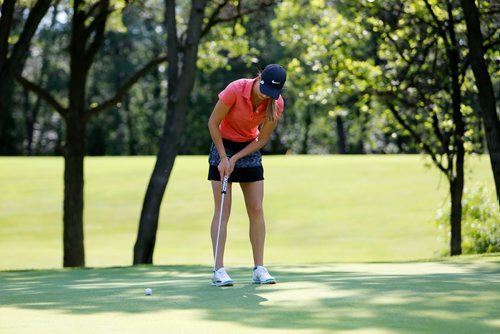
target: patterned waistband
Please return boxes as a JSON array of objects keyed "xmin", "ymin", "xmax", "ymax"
[{"xmin": 208, "ymin": 140, "xmax": 262, "ymax": 169}]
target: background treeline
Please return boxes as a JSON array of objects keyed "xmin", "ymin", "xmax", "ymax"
[
  {"xmin": 1, "ymin": 0, "xmax": 498, "ymax": 266},
  {"xmin": 4, "ymin": 0, "xmax": 496, "ymax": 157}
]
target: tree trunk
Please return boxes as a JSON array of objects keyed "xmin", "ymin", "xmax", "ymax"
[
  {"xmin": 449, "ymin": 106, "xmax": 465, "ymax": 256},
  {"xmin": 447, "ymin": 9, "xmax": 465, "ymax": 255},
  {"xmin": 23, "ymin": 87, "xmax": 35, "ymax": 155},
  {"xmin": 301, "ymin": 107, "xmax": 311, "ymax": 154},
  {"xmin": 24, "ymin": 1, "xmax": 60, "ymax": 156},
  {"xmin": 124, "ymin": 96, "xmax": 136, "ymax": 155},
  {"xmin": 0, "ymin": 0, "xmax": 17, "ymax": 155},
  {"xmin": 12, "ymin": 0, "xmax": 158, "ymax": 268},
  {"xmin": 63, "ymin": 114, "xmax": 86, "ymax": 267},
  {"xmin": 0, "ymin": 73, "xmax": 17, "ymax": 154},
  {"xmin": 449, "ymin": 96, "xmax": 465, "ymax": 256},
  {"xmin": 460, "ymin": 0, "xmax": 500, "ymax": 202},
  {"xmin": 133, "ymin": 101, "xmax": 186, "ymax": 264},
  {"xmin": 336, "ymin": 115, "xmax": 347, "ymax": 154},
  {"xmin": 133, "ymin": 0, "xmax": 207, "ymax": 264},
  {"xmin": 0, "ymin": 0, "xmax": 52, "ymax": 155},
  {"xmin": 355, "ymin": 107, "xmax": 368, "ymax": 154},
  {"xmin": 449, "ymin": 177, "xmax": 463, "ymax": 255}
]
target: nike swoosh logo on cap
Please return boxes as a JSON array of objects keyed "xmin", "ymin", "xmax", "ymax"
[{"xmin": 272, "ymin": 80, "xmax": 280, "ymax": 84}]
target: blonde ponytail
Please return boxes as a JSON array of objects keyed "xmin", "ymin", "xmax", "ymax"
[{"xmin": 265, "ymin": 98, "xmax": 278, "ymax": 122}]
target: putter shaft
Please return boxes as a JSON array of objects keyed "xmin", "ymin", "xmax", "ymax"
[{"xmin": 213, "ymin": 175, "xmax": 229, "ymax": 271}]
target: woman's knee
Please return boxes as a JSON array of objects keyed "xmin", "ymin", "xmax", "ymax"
[{"xmin": 246, "ymin": 200, "xmax": 263, "ymax": 218}]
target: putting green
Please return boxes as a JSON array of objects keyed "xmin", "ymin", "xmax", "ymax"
[{"xmin": 1, "ymin": 256, "xmax": 499, "ymax": 333}]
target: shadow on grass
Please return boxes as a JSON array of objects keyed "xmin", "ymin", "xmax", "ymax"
[{"xmin": 1, "ymin": 261, "xmax": 499, "ymax": 333}]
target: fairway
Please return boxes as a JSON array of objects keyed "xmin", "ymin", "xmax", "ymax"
[
  {"xmin": 0, "ymin": 155, "xmax": 495, "ymax": 270},
  {"xmin": 1, "ymin": 256, "xmax": 499, "ymax": 334}
]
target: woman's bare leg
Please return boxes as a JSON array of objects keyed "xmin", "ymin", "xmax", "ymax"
[{"xmin": 240, "ymin": 181, "xmax": 265, "ymax": 267}]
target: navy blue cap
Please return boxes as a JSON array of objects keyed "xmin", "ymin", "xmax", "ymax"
[{"xmin": 259, "ymin": 64, "xmax": 286, "ymax": 100}]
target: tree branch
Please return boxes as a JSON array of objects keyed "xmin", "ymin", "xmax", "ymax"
[
  {"xmin": 383, "ymin": 29, "xmax": 411, "ymax": 65},
  {"xmin": 85, "ymin": 55, "xmax": 168, "ymax": 121},
  {"xmin": 201, "ymin": 0, "xmax": 275, "ymax": 38},
  {"xmin": 84, "ymin": 0, "xmax": 110, "ymax": 72},
  {"xmin": 459, "ymin": 55, "xmax": 470, "ymax": 86},
  {"xmin": 83, "ymin": 1, "xmax": 103, "ymax": 20},
  {"xmin": 9, "ymin": 0, "xmax": 53, "ymax": 69},
  {"xmin": 430, "ymin": 109, "xmax": 448, "ymax": 152},
  {"xmin": 387, "ymin": 101, "xmax": 448, "ymax": 175},
  {"xmin": 166, "ymin": 0, "xmax": 179, "ymax": 99},
  {"xmin": 423, "ymin": 0, "xmax": 450, "ymax": 48},
  {"xmin": 484, "ymin": 37, "xmax": 500, "ymax": 52},
  {"xmin": 0, "ymin": 0, "xmax": 15, "ymax": 66},
  {"xmin": 201, "ymin": 0, "xmax": 230, "ymax": 38},
  {"xmin": 482, "ymin": 8, "xmax": 500, "ymax": 16},
  {"xmin": 175, "ymin": 0, "xmax": 207, "ymax": 101},
  {"xmin": 15, "ymin": 75, "xmax": 67, "ymax": 118},
  {"xmin": 83, "ymin": 5, "xmax": 113, "ymax": 42}
]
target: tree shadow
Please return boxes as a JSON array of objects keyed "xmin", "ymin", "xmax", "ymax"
[{"xmin": 1, "ymin": 261, "xmax": 499, "ymax": 333}]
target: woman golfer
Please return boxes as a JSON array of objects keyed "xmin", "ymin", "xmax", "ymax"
[{"xmin": 208, "ymin": 64, "xmax": 286, "ymax": 286}]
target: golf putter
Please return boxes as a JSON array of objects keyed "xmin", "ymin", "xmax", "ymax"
[{"xmin": 213, "ymin": 175, "xmax": 229, "ymax": 272}]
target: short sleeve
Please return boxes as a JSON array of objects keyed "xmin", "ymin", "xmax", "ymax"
[{"xmin": 218, "ymin": 82, "xmax": 238, "ymax": 108}]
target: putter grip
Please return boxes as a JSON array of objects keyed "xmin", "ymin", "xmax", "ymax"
[{"xmin": 221, "ymin": 175, "xmax": 229, "ymax": 194}]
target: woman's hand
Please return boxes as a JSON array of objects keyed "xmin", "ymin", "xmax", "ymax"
[
  {"xmin": 217, "ymin": 156, "xmax": 231, "ymax": 181},
  {"xmin": 228, "ymin": 157, "xmax": 238, "ymax": 175}
]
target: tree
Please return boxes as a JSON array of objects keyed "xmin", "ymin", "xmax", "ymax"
[
  {"xmin": 363, "ymin": 0, "xmax": 485, "ymax": 255},
  {"xmin": 17, "ymin": 0, "xmax": 167, "ymax": 267},
  {"xmin": 22, "ymin": 1, "xmax": 62, "ymax": 156},
  {"xmin": 460, "ymin": 0, "xmax": 500, "ymax": 202},
  {"xmin": 0, "ymin": 0, "xmax": 52, "ymax": 155},
  {"xmin": 85, "ymin": 0, "xmax": 167, "ymax": 156},
  {"xmin": 133, "ymin": 0, "xmax": 274, "ymax": 264},
  {"xmin": 274, "ymin": 0, "xmax": 491, "ymax": 255},
  {"xmin": 273, "ymin": 0, "xmax": 383, "ymax": 154}
]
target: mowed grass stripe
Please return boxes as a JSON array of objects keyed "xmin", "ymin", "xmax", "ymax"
[{"xmin": 0, "ymin": 155, "xmax": 494, "ymax": 270}]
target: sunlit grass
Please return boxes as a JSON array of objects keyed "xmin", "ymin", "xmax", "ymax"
[
  {"xmin": 0, "ymin": 155, "xmax": 494, "ymax": 270},
  {"xmin": 0, "ymin": 259, "xmax": 499, "ymax": 334}
]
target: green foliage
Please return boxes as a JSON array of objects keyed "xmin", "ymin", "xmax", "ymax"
[
  {"xmin": 436, "ymin": 184, "xmax": 500, "ymax": 255},
  {"xmin": 84, "ymin": 0, "xmax": 167, "ymax": 155},
  {"xmin": 197, "ymin": 23, "xmax": 258, "ymax": 72},
  {"xmin": 6, "ymin": 0, "xmax": 495, "ymax": 156},
  {"xmin": 273, "ymin": 0, "xmax": 385, "ymax": 153}
]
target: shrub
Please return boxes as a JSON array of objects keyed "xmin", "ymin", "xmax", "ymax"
[{"xmin": 436, "ymin": 183, "xmax": 500, "ymax": 255}]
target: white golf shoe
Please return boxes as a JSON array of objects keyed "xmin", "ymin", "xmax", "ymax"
[
  {"xmin": 212, "ymin": 267, "xmax": 234, "ymax": 287},
  {"xmin": 252, "ymin": 266, "xmax": 276, "ymax": 284}
]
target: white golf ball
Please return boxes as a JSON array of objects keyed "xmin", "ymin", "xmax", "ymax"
[{"xmin": 144, "ymin": 288, "xmax": 152, "ymax": 296}]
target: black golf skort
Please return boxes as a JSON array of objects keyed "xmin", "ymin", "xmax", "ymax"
[{"xmin": 208, "ymin": 138, "xmax": 264, "ymax": 183}]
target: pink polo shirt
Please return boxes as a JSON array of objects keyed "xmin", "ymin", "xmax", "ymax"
[{"xmin": 218, "ymin": 78, "xmax": 284, "ymax": 142}]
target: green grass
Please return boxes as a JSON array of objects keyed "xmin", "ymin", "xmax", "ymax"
[
  {"xmin": 0, "ymin": 155, "xmax": 498, "ymax": 333},
  {"xmin": 1, "ymin": 256, "xmax": 499, "ymax": 334},
  {"xmin": 0, "ymin": 155, "xmax": 495, "ymax": 270}
]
